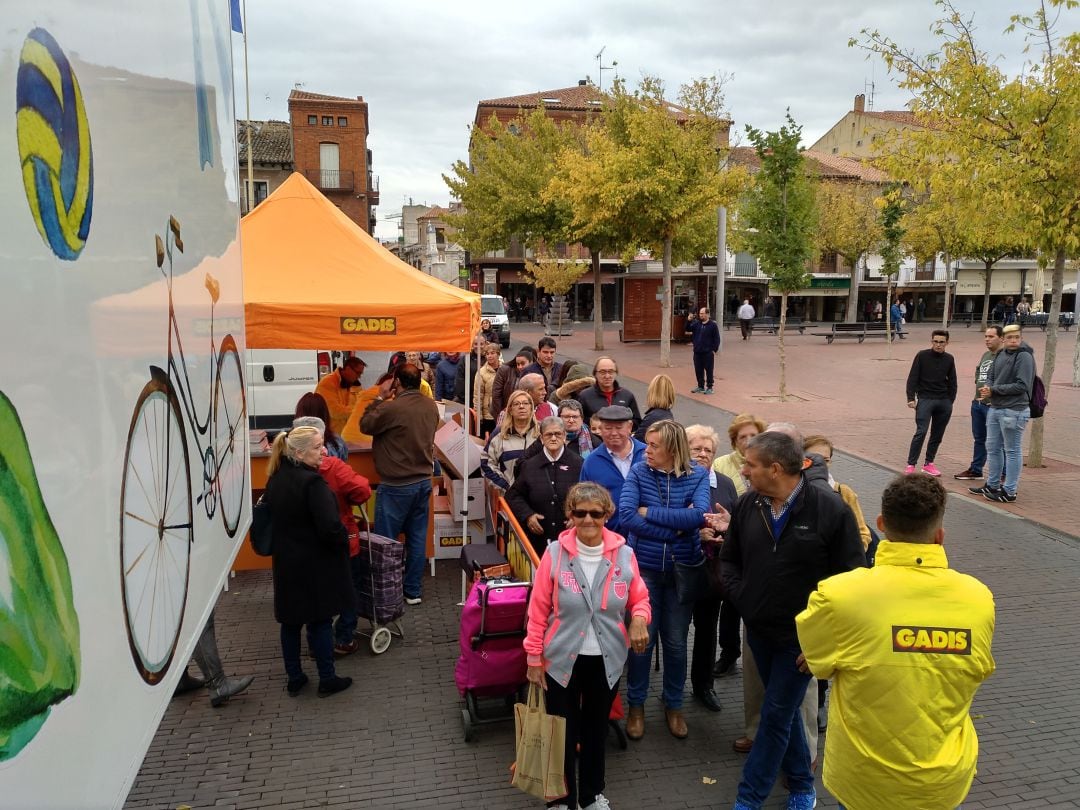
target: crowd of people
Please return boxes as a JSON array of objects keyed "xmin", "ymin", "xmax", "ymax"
[{"xmin": 178, "ymin": 328, "xmax": 1005, "ymax": 809}]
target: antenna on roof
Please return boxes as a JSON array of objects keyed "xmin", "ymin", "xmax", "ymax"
[
  {"xmin": 596, "ymin": 46, "xmax": 617, "ymax": 94},
  {"xmin": 865, "ymin": 66, "xmax": 875, "ymax": 110}
]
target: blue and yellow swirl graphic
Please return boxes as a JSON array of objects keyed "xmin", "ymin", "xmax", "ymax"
[{"xmin": 16, "ymin": 28, "xmax": 94, "ymax": 261}]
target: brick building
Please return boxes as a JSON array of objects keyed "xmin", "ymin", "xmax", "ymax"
[{"xmin": 236, "ymin": 89, "xmax": 379, "ymax": 233}]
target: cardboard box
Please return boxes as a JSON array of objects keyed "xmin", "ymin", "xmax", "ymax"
[
  {"xmin": 442, "ymin": 475, "xmax": 487, "ymax": 521},
  {"xmin": 434, "ymin": 419, "xmax": 484, "ymax": 479},
  {"xmin": 432, "ymin": 514, "xmax": 484, "ymax": 559}
]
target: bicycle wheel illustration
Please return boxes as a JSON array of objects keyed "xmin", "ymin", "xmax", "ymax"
[
  {"xmin": 120, "ymin": 374, "xmax": 192, "ymax": 684},
  {"xmin": 213, "ymin": 335, "xmax": 246, "ymax": 537}
]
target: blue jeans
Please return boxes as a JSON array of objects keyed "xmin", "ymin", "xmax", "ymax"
[
  {"xmin": 374, "ymin": 479, "xmax": 431, "ymax": 599},
  {"xmin": 969, "ymin": 399, "xmax": 1004, "ymax": 476},
  {"xmin": 736, "ymin": 630, "xmax": 814, "ymax": 808},
  {"xmin": 985, "ymin": 406, "xmax": 1029, "ymax": 496},
  {"xmin": 334, "ymin": 554, "xmax": 364, "ymax": 644},
  {"xmin": 626, "ymin": 568, "xmax": 693, "ymax": 709},
  {"xmin": 280, "ymin": 619, "xmax": 335, "ymax": 681}
]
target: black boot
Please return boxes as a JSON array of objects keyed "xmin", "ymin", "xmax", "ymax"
[
  {"xmin": 193, "ymin": 612, "xmax": 255, "ymax": 707},
  {"xmin": 172, "ymin": 669, "xmax": 205, "ymax": 697}
]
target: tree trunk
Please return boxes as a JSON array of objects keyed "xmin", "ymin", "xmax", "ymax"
[
  {"xmin": 778, "ymin": 291, "xmax": 789, "ymax": 400},
  {"xmin": 1027, "ymin": 247, "xmax": 1065, "ymax": 467},
  {"xmin": 591, "ymin": 249, "xmax": 604, "ymax": 351},
  {"xmin": 885, "ymin": 277, "xmax": 894, "ymax": 360},
  {"xmin": 845, "ymin": 256, "xmax": 860, "ymax": 323},
  {"xmin": 980, "ymin": 264, "xmax": 993, "ymax": 330},
  {"xmin": 659, "ymin": 237, "xmax": 673, "ymax": 367},
  {"xmin": 940, "ymin": 252, "xmax": 952, "ymax": 328},
  {"xmin": 1073, "ymin": 263, "xmax": 1080, "ymax": 387}
]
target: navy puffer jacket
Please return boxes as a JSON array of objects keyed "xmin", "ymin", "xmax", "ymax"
[{"xmin": 618, "ymin": 462, "xmax": 710, "ymax": 572}]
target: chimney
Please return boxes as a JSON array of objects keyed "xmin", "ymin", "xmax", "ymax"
[
  {"xmin": 854, "ymin": 94, "xmax": 865, "ymax": 113},
  {"xmin": 578, "ymin": 79, "xmax": 588, "ymax": 86}
]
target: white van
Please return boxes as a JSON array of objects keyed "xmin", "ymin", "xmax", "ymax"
[
  {"xmin": 246, "ymin": 349, "xmax": 390, "ymax": 430},
  {"xmin": 481, "ymin": 294, "xmax": 511, "ymax": 347}
]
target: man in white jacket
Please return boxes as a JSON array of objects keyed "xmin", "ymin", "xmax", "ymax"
[{"xmin": 737, "ymin": 299, "xmax": 756, "ymax": 340}]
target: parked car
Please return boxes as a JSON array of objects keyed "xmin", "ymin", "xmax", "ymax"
[{"xmin": 481, "ymin": 294, "xmax": 511, "ymax": 348}]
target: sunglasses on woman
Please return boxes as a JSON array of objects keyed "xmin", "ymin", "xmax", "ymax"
[{"xmin": 570, "ymin": 509, "xmax": 606, "ymax": 519}]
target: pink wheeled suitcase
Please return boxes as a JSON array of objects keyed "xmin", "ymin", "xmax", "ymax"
[{"xmin": 454, "ymin": 578, "xmax": 531, "ymax": 741}]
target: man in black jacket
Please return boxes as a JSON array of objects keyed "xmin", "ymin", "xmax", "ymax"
[
  {"xmin": 575, "ymin": 356, "xmax": 642, "ymax": 427},
  {"xmin": 720, "ymin": 431, "xmax": 865, "ymax": 810},
  {"xmin": 904, "ymin": 330, "xmax": 958, "ymax": 477},
  {"xmin": 684, "ymin": 306, "xmax": 721, "ymax": 393}
]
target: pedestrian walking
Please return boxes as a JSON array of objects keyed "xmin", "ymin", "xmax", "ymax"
[
  {"xmin": 684, "ymin": 307, "xmax": 721, "ymax": 394},
  {"xmin": 737, "ymin": 299, "xmax": 756, "ymax": 340}
]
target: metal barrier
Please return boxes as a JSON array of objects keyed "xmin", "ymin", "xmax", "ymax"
[{"xmin": 492, "ymin": 491, "xmax": 540, "ymax": 584}]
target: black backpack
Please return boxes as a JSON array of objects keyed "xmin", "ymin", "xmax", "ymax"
[{"xmin": 1029, "ymin": 374, "xmax": 1048, "ymax": 418}]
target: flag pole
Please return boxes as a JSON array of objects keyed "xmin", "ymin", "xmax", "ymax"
[{"xmin": 243, "ymin": 0, "xmax": 254, "ymax": 212}]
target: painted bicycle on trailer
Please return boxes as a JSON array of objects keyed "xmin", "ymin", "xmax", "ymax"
[{"xmin": 119, "ymin": 216, "xmax": 246, "ymax": 684}]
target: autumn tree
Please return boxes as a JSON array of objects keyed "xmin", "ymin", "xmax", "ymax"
[
  {"xmin": 815, "ymin": 181, "xmax": 884, "ymax": 322},
  {"xmin": 734, "ymin": 112, "xmax": 818, "ymax": 400},
  {"xmin": 855, "ymin": 0, "xmax": 1080, "ymax": 464},
  {"xmin": 879, "ymin": 190, "xmax": 906, "ymax": 354},
  {"xmin": 552, "ymin": 75, "xmax": 746, "ymax": 366}
]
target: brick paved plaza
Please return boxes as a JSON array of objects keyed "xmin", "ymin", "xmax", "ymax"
[{"xmin": 127, "ymin": 324, "xmax": 1080, "ymax": 809}]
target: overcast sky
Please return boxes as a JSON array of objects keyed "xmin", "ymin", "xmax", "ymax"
[{"xmin": 230, "ymin": 0, "xmax": 1042, "ymax": 240}]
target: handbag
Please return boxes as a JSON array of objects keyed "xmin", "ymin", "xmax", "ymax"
[
  {"xmin": 250, "ymin": 494, "xmax": 273, "ymax": 556},
  {"xmin": 674, "ymin": 555, "xmax": 710, "ymax": 605},
  {"xmin": 510, "ymin": 683, "xmax": 567, "ymax": 801}
]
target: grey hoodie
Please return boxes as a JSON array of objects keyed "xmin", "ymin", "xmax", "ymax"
[{"xmin": 987, "ymin": 342, "xmax": 1035, "ymax": 411}]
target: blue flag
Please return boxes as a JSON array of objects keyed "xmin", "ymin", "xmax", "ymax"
[{"xmin": 230, "ymin": 0, "xmax": 243, "ymax": 33}]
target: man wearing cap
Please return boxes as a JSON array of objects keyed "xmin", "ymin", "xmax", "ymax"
[
  {"xmin": 969, "ymin": 323, "xmax": 1034, "ymax": 504},
  {"xmin": 578, "ymin": 405, "xmax": 645, "ymax": 538},
  {"xmin": 315, "ymin": 356, "xmax": 366, "ymax": 434}
]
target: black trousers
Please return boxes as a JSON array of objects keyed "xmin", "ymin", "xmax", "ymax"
[
  {"xmin": 690, "ymin": 594, "xmax": 741, "ymax": 693},
  {"xmin": 693, "ymin": 350, "xmax": 715, "ymax": 388},
  {"xmin": 739, "ymin": 318, "xmax": 752, "ymax": 339},
  {"xmin": 907, "ymin": 397, "xmax": 953, "ymax": 465},
  {"xmin": 544, "ymin": 656, "xmax": 617, "ymax": 810}
]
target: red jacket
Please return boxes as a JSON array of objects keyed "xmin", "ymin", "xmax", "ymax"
[{"xmin": 318, "ymin": 456, "xmax": 371, "ymax": 555}]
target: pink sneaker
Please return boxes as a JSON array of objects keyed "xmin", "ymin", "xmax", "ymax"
[
  {"xmin": 904, "ymin": 465, "xmax": 916, "ymax": 475},
  {"xmin": 921, "ymin": 462, "xmax": 942, "ymax": 477}
]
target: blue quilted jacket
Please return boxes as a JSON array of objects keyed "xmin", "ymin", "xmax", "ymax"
[{"xmin": 618, "ymin": 462, "xmax": 710, "ymax": 572}]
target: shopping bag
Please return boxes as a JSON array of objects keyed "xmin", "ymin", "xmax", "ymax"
[
  {"xmin": 510, "ymin": 683, "xmax": 567, "ymax": 801},
  {"xmin": 250, "ymin": 494, "xmax": 273, "ymax": 556}
]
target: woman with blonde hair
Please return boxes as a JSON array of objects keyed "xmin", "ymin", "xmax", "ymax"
[
  {"xmin": 634, "ymin": 374, "xmax": 677, "ymax": 442},
  {"xmin": 714, "ymin": 413, "xmax": 767, "ymax": 497},
  {"xmin": 479, "ymin": 388, "xmax": 540, "ymax": 492},
  {"xmin": 265, "ymin": 426, "xmax": 354, "ymax": 697},
  {"xmin": 619, "ymin": 420, "xmax": 713, "ymax": 741}
]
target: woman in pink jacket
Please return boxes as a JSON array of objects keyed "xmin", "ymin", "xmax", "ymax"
[{"xmin": 524, "ymin": 482, "xmax": 651, "ymax": 810}]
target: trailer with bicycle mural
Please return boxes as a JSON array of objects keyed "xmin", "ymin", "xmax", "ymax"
[{"xmin": 0, "ymin": 2, "xmax": 247, "ymax": 806}]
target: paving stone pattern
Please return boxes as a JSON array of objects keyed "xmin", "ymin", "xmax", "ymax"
[{"xmin": 126, "ymin": 330, "xmax": 1080, "ymax": 809}]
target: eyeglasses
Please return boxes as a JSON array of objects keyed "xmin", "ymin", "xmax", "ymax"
[
  {"xmin": 570, "ymin": 509, "xmax": 606, "ymax": 519},
  {"xmin": 511, "ymin": 400, "xmax": 532, "ymax": 407},
  {"xmin": 542, "ymin": 432, "xmax": 565, "ymax": 439}
]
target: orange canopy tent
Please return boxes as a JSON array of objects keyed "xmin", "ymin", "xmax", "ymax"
[{"xmin": 242, "ymin": 172, "xmax": 480, "ymax": 351}]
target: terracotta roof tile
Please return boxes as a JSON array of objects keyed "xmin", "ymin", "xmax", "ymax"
[
  {"xmin": 237, "ymin": 119, "xmax": 292, "ymax": 164},
  {"xmin": 728, "ymin": 146, "xmax": 889, "ymax": 183},
  {"xmin": 417, "ymin": 205, "xmax": 451, "ymax": 219},
  {"xmin": 863, "ymin": 109, "xmax": 919, "ymax": 125},
  {"xmin": 477, "ymin": 84, "xmax": 691, "ymax": 121},
  {"xmin": 288, "ymin": 89, "xmax": 365, "ymax": 104}
]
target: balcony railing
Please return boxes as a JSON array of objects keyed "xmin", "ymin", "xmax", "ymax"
[{"xmin": 304, "ymin": 169, "xmax": 354, "ymax": 191}]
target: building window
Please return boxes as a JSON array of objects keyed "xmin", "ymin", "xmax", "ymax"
[
  {"xmin": 244, "ymin": 179, "xmax": 268, "ymax": 212},
  {"xmin": 307, "ymin": 115, "xmax": 317, "ymax": 125},
  {"xmin": 337, "ymin": 116, "xmax": 348, "ymax": 127},
  {"xmin": 322, "ymin": 115, "xmax": 333, "ymax": 126},
  {"xmin": 320, "ymin": 142, "xmax": 340, "ymax": 188}
]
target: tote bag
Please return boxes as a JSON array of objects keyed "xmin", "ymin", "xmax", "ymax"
[{"xmin": 510, "ymin": 683, "xmax": 567, "ymax": 801}]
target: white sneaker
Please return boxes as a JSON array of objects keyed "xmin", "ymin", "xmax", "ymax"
[
  {"xmin": 582, "ymin": 795, "xmax": 612, "ymax": 810},
  {"xmin": 404, "ymin": 595, "xmax": 422, "ymax": 606}
]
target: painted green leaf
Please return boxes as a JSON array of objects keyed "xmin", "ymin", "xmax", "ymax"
[{"xmin": 0, "ymin": 390, "xmax": 80, "ymax": 760}]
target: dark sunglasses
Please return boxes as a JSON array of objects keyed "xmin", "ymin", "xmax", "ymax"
[{"xmin": 570, "ymin": 509, "xmax": 606, "ymax": 519}]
